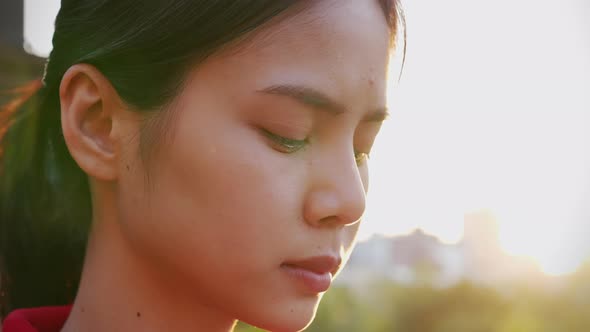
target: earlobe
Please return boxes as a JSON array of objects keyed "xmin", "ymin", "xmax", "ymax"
[{"xmin": 60, "ymin": 64, "xmax": 123, "ymax": 181}]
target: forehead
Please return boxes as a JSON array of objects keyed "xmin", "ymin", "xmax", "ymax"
[
  {"xmin": 246, "ymin": 0, "xmax": 390, "ymax": 52},
  {"xmin": 204, "ymin": 0, "xmax": 391, "ymax": 105}
]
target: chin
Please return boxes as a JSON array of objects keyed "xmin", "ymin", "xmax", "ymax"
[
  {"xmin": 241, "ymin": 298, "xmax": 321, "ymax": 332},
  {"xmin": 247, "ymin": 317, "xmax": 315, "ymax": 332}
]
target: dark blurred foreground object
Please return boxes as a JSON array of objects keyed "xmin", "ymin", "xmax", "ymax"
[
  {"xmin": 1, "ymin": 0, "xmax": 47, "ymax": 323},
  {"xmin": 0, "ymin": 1, "xmax": 45, "ymax": 90}
]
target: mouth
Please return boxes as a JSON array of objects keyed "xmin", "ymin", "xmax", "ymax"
[{"xmin": 280, "ymin": 255, "xmax": 342, "ymax": 294}]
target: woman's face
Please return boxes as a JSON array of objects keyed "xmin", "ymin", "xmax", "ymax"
[{"xmin": 116, "ymin": 0, "xmax": 390, "ymax": 330}]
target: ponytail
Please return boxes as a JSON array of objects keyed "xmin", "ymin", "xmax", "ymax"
[{"xmin": 0, "ymin": 79, "xmax": 91, "ymax": 317}]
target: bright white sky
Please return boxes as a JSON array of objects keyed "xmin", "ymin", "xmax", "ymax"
[{"xmin": 25, "ymin": 0, "xmax": 590, "ymax": 276}]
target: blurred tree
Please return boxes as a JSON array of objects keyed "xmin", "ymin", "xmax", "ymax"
[{"xmin": 235, "ymin": 267, "xmax": 590, "ymax": 332}]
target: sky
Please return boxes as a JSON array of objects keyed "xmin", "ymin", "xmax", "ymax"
[{"xmin": 25, "ymin": 0, "xmax": 590, "ymax": 276}]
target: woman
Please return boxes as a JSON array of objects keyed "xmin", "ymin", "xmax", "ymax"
[{"xmin": 0, "ymin": 1, "xmax": 404, "ymax": 331}]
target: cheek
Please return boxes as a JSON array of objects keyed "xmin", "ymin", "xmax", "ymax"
[
  {"xmin": 116, "ymin": 105, "xmax": 308, "ymax": 284},
  {"xmin": 342, "ymin": 222, "xmax": 361, "ymax": 257},
  {"xmin": 340, "ymin": 167, "xmax": 368, "ymax": 258},
  {"xmin": 360, "ymin": 163, "xmax": 370, "ymax": 193},
  {"xmin": 164, "ymin": 124, "xmax": 295, "ymax": 236}
]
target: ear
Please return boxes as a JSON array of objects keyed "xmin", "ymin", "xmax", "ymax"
[{"xmin": 59, "ymin": 64, "xmax": 127, "ymax": 181}]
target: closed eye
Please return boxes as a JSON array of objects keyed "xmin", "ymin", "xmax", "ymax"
[
  {"xmin": 260, "ymin": 129, "xmax": 308, "ymax": 153},
  {"xmin": 260, "ymin": 130, "xmax": 372, "ymax": 166}
]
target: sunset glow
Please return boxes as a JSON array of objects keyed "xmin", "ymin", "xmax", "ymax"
[{"xmin": 362, "ymin": 0, "xmax": 590, "ymax": 277}]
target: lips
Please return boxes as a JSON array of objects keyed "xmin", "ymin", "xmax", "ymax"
[
  {"xmin": 281, "ymin": 255, "xmax": 342, "ymax": 293},
  {"xmin": 282, "ymin": 255, "xmax": 342, "ymax": 275}
]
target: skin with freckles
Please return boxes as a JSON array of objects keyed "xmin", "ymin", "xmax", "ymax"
[{"xmin": 58, "ymin": 1, "xmax": 391, "ymax": 331}]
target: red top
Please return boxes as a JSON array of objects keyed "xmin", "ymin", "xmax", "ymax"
[{"xmin": 2, "ymin": 306, "xmax": 72, "ymax": 332}]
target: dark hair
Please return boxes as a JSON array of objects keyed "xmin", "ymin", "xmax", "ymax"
[{"xmin": 0, "ymin": 0, "xmax": 405, "ymax": 317}]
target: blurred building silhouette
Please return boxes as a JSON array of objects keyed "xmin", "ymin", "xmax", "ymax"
[
  {"xmin": 339, "ymin": 211, "xmax": 544, "ymax": 290},
  {"xmin": 462, "ymin": 211, "xmax": 541, "ymax": 285},
  {"xmin": 341, "ymin": 229, "xmax": 463, "ymax": 289},
  {"xmin": 0, "ymin": 0, "xmax": 45, "ymax": 90}
]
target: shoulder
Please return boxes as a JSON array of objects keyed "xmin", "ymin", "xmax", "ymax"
[{"xmin": 2, "ymin": 305, "xmax": 72, "ymax": 332}]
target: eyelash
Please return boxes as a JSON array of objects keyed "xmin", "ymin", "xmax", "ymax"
[
  {"xmin": 354, "ymin": 151, "xmax": 370, "ymax": 166},
  {"xmin": 261, "ymin": 129, "xmax": 308, "ymax": 153},
  {"xmin": 261, "ymin": 129, "xmax": 370, "ymax": 166}
]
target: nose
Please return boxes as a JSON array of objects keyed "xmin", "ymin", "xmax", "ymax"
[{"xmin": 302, "ymin": 152, "xmax": 367, "ymax": 228}]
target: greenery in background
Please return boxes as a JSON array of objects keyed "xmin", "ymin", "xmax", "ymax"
[{"xmin": 236, "ymin": 262, "xmax": 590, "ymax": 332}]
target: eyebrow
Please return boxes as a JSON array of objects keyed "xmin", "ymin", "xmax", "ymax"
[{"xmin": 257, "ymin": 84, "xmax": 389, "ymax": 122}]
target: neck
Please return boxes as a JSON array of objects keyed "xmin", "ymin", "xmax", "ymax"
[{"xmin": 61, "ymin": 186, "xmax": 237, "ymax": 332}]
